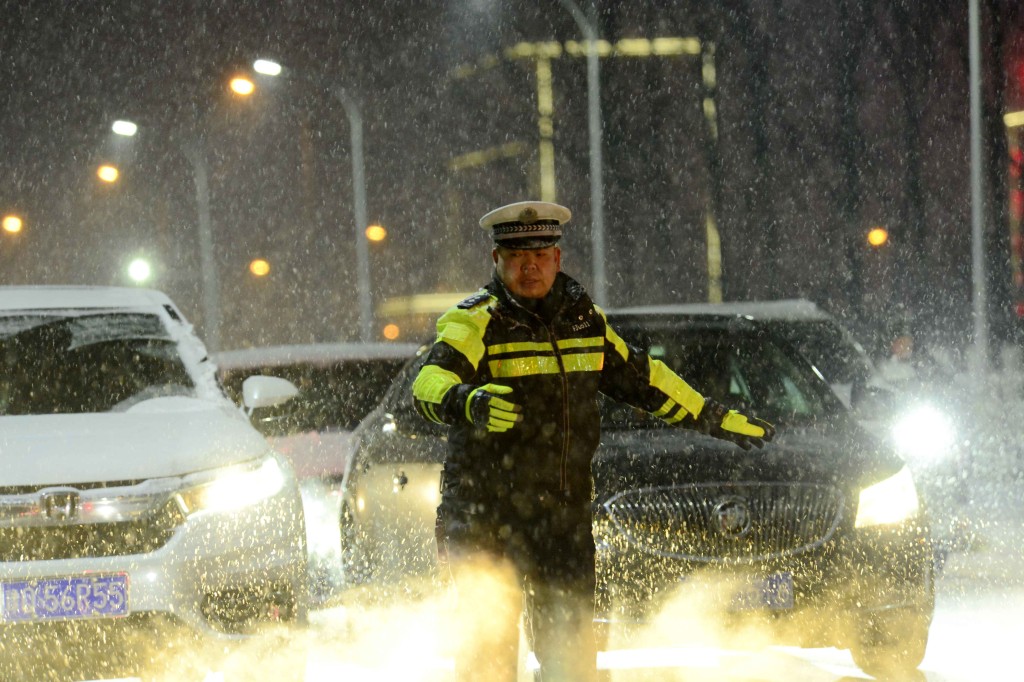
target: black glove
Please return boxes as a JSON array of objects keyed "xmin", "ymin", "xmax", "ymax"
[
  {"xmin": 694, "ymin": 398, "xmax": 775, "ymax": 450},
  {"xmin": 464, "ymin": 383, "xmax": 523, "ymax": 433}
]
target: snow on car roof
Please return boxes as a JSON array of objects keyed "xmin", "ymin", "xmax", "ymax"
[
  {"xmin": 609, "ymin": 298, "xmax": 831, "ymax": 321},
  {"xmin": 213, "ymin": 342, "xmax": 422, "ymax": 370},
  {"xmin": 0, "ymin": 285, "xmax": 177, "ymax": 311}
]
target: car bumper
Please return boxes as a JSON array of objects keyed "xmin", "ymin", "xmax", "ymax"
[
  {"xmin": 594, "ymin": 517, "xmax": 934, "ymax": 647},
  {"xmin": 0, "ymin": 487, "xmax": 307, "ymax": 638}
]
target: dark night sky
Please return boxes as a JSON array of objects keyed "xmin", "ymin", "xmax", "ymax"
[{"xmin": 2, "ymin": 1, "xmax": 1023, "ymax": 354}]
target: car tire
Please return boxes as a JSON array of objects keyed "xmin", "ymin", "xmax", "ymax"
[
  {"xmin": 850, "ymin": 605, "xmax": 932, "ymax": 678},
  {"xmin": 339, "ymin": 502, "xmax": 371, "ymax": 585}
]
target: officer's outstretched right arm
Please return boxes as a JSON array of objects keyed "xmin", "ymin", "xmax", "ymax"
[
  {"xmin": 412, "ymin": 296, "xmax": 523, "ymax": 433},
  {"xmin": 598, "ymin": 308, "xmax": 774, "ymax": 450}
]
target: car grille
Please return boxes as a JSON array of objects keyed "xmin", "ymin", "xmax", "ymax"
[
  {"xmin": 0, "ymin": 499, "xmax": 185, "ymax": 562},
  {"xmin": 599, "ymin": 481, "xmax": 844, "ymax": 563}
]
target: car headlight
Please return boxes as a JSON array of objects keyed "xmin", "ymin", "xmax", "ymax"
[
  {"xmin": 890, "ymin": 404, "xmax": 956, "ymax": 463},
  {"xmin": 855, "ymin": 465, "xmax": 920, "ymax": 528},
  {"xmin": 176, "ymin": 455, "xmax": 287, "ymax": 515}
]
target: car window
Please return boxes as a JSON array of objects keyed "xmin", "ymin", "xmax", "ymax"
[
  {"xmin": 764, "ymin": 320, "xmax": 873, "ymax": 385},
  {"xmin": 601, "ymin": 325, "xmax": 842, "ymax": 429},
  {"xmin": 0, "ymin": 313, "xmax": 195, "ymax": 415}
]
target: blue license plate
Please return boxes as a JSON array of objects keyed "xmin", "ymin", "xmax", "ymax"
[
  {"xmin": 731, "ymin": 572, "xmax": 794, "ymax": 611},
  {"xmin": 2, "ymin": 574, "xmax": 129, "ymax": 623}
]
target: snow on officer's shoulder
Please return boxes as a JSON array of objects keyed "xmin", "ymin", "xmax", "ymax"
[
  {"xmin": 479, "ymin": 201, "xmax": 571, "ymax": 250},
  {"xmin": 457, "ymin": 289, "xmax": 491, "ymax": 310}
]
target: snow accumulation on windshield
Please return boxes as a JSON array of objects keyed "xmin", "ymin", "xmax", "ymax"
[{"xmin": 0, "ymin": 307, "xmax": 225, "ymax": 415}]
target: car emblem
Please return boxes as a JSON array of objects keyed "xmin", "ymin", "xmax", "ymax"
[
  {"xmin": 712, "ymin": 496, "xmax": 752, "ymax": 538},
  {"xmin": 40, "ymin": 489, "xmax": 80, "ymax": 522}
]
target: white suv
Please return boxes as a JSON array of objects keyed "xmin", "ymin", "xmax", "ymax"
[{"xmin": 0, "ymin": 286, "xmax": 308, "ymax": 672}]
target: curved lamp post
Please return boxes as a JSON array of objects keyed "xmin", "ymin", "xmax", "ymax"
[
  {"xmin": 113, "ymin": 77, "xmax": 255, "ymax": 352},
  {"xmin": 557, "ymin": 0, "xmax": 606, "ymax": 306},
  {"xmin": 182, "ymin": 139, "xmax": 221, "ymax": 350},
  {"xmin": 253, "ymin": 58, "xmax": 374, "ymax": 343}
]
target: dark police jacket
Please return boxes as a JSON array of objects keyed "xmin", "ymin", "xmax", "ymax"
[{"xmin": 412, "ymin": 272, "xmax": 708, "ymax": 525}]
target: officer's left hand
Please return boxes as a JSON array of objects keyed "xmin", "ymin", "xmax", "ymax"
[
  {"xmin": 695, "ymin": 398, "xmax": 775, "ymax": 450},
  {"xmin": 465, "ymin": 383, "xmax": 523, "ymax": 433}
]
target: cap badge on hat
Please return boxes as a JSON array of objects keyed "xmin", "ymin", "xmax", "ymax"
[{"xmin": 518, "ymin": 207, "xmax": 538, "ymax": 224}]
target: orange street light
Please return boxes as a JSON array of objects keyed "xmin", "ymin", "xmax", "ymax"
[
  {"xmin": 2, "ymin": 215, "xmax": 23, "ymax": 234},
  {"xmin": 382, "ymin": 323, "xmax": 400, "ymax": 340},
  {"xmin": 249, "ymin": 258, "xmax": 271, "ymax": 277},
  {"xmin": 97, "ymin": 164, "xmax": 120, "ymax": 183},
  {"xmin": 867, "ymin": 226, "xmax": 889, "ymax": 247},
  {"xmin": 365, "ymin": 224, "xmax": 387, "ymax": 242},
  {"xmin": 230, "ymin": 77, "xmax": 255, "ymax": 96}
]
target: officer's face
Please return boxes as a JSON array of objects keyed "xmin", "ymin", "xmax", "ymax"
[{"xmin": 493, "ymin": 245, "xmax": 561, "ymax": 299}]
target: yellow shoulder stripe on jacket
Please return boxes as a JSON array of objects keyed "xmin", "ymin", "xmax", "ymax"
[
  {"xmin": 595, "ymin": 306, "xmax": 629, "ymax": 362},
  {"xmin": 435, "ymin": 301, "xmax": 493, "ymax": 369}
]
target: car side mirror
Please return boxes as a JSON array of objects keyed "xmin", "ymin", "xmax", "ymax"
[{"xmin": 241, "ymin": 375, "xmax": 299, "ymax": 412}]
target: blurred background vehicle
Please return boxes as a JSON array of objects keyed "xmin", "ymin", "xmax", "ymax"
[
  {"xmin": 340, "ymin": 310, "xmax": 935, "ymax": 678},
  {"xmin": 214, "ymin": 341, "xmax": 419, "ymax": 604},
  {"xmin": 0, "ymin": 286, "xmax": 307, "ymax": 680}
]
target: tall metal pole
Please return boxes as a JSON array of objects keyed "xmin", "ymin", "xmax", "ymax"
[
  {"xmin": 184, "ymin": 140, "xmax": 221, "ymax": 352},
  {"xmin": 254, "ymin": 60, "xmax": 375, "ymax": 343},
  {"xmin": 332, "ymin": 87, "xmax": 373, "ymax": 343},
  {"xmin": 968, "ymin": 0, "xmax": 989, "ymax": 379},
  {"xmin": 558, "ymin": 0, "xmax": 606, "ymax": 306}
]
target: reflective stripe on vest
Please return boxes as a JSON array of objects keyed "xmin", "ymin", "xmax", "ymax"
[{"xmin": 486, "ymin": 336, "xmax": 605, "ymax": 378}]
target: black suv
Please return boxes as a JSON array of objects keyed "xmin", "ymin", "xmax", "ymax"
[{"xmin": 340, "ymin": 311, "xmax": 935, "ymax": 678}]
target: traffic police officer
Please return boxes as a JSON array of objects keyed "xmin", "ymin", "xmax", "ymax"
[{"xmin": 412, "ymin": 201, "xmax": 774, "ymax": 681}]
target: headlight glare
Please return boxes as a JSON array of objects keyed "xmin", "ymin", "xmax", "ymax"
[
  {"xmin": 177, "ymin": 456, "xmax": 287, "ymax": 515},
  {"xmin": 855, "ymin": 465, "xmax": 920, "ymax": 528},
  {"xmin": 890, "ymin": 404, "xmax": 955, "ymax": 463}
]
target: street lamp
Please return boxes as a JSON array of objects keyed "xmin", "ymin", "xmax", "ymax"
[
  {"xmin": 127, "ymin": 257, "xmax": 152, "ymax": 284},
  {"xmin": 556, "ymin": 0, "xmax": 606, "ymax": 306},
  {"xmin": 2, "ymin": 215, "xmax": 23, "ymax": 235},
  {"xmin": 249, "ymin": 258, "xmax": 271, "ymax": 277},
  {"xmin": 97, "ymin": 164, "xmax": 120, "ymax": 183},
  {"xmin": 867, "ymin": 226, "xmax": 889, "ymax": 248},
  {"xmin": 107, "ymin": 117, "xmax": 221, "ymax": 348},
  {"xmin": 251, "ymin": 57, "xmax": 374, "ymax": 342},
  {"xmin": 110, "ymin": 79, "xmax": 254, "ymax": 352}
]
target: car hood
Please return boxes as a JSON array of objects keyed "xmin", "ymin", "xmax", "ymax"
[
  {"xmin": 0, "ymin": 398, "xmax": 271, "ymax": 486},
  {"xmin": 594, "ymin": 418, "xmax": 904, "ymax": 498}
]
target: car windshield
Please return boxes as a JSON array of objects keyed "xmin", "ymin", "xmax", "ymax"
[
  {"xmin": 0, "ymin": 312, "xmax": 195, "ymax": 415},
  {"xmin": 761, "ymin": 319, "xmax": 872, "ymax": 386},
  {"xmin": 601, "ymin": 321, "xmax": 843, "ymax": 429},
  {"xmin": 221, "ymin": 358, "xmax": 410, "ymax": 437}
]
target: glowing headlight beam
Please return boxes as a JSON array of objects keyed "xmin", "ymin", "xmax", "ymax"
[
  {"xmin": 177, "ymin": 457, "xmax": 286, "ymax": 515},
  {"xmin": 855, "ymin": 465, "xmax": 919, "ymax": 528},
  {"xmin": 891, "ymin": 404, "xmax": 956, "ymax": 462}
]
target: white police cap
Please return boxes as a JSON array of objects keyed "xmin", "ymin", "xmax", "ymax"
[{"xmin": 479, "ymin": 201, "xmax": 571, "ymax": 249}]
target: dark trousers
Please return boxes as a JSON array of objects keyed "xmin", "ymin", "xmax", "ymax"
[{"xmin": 436, "ymin": 501, "xmax": 599, "ymax": 682}]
